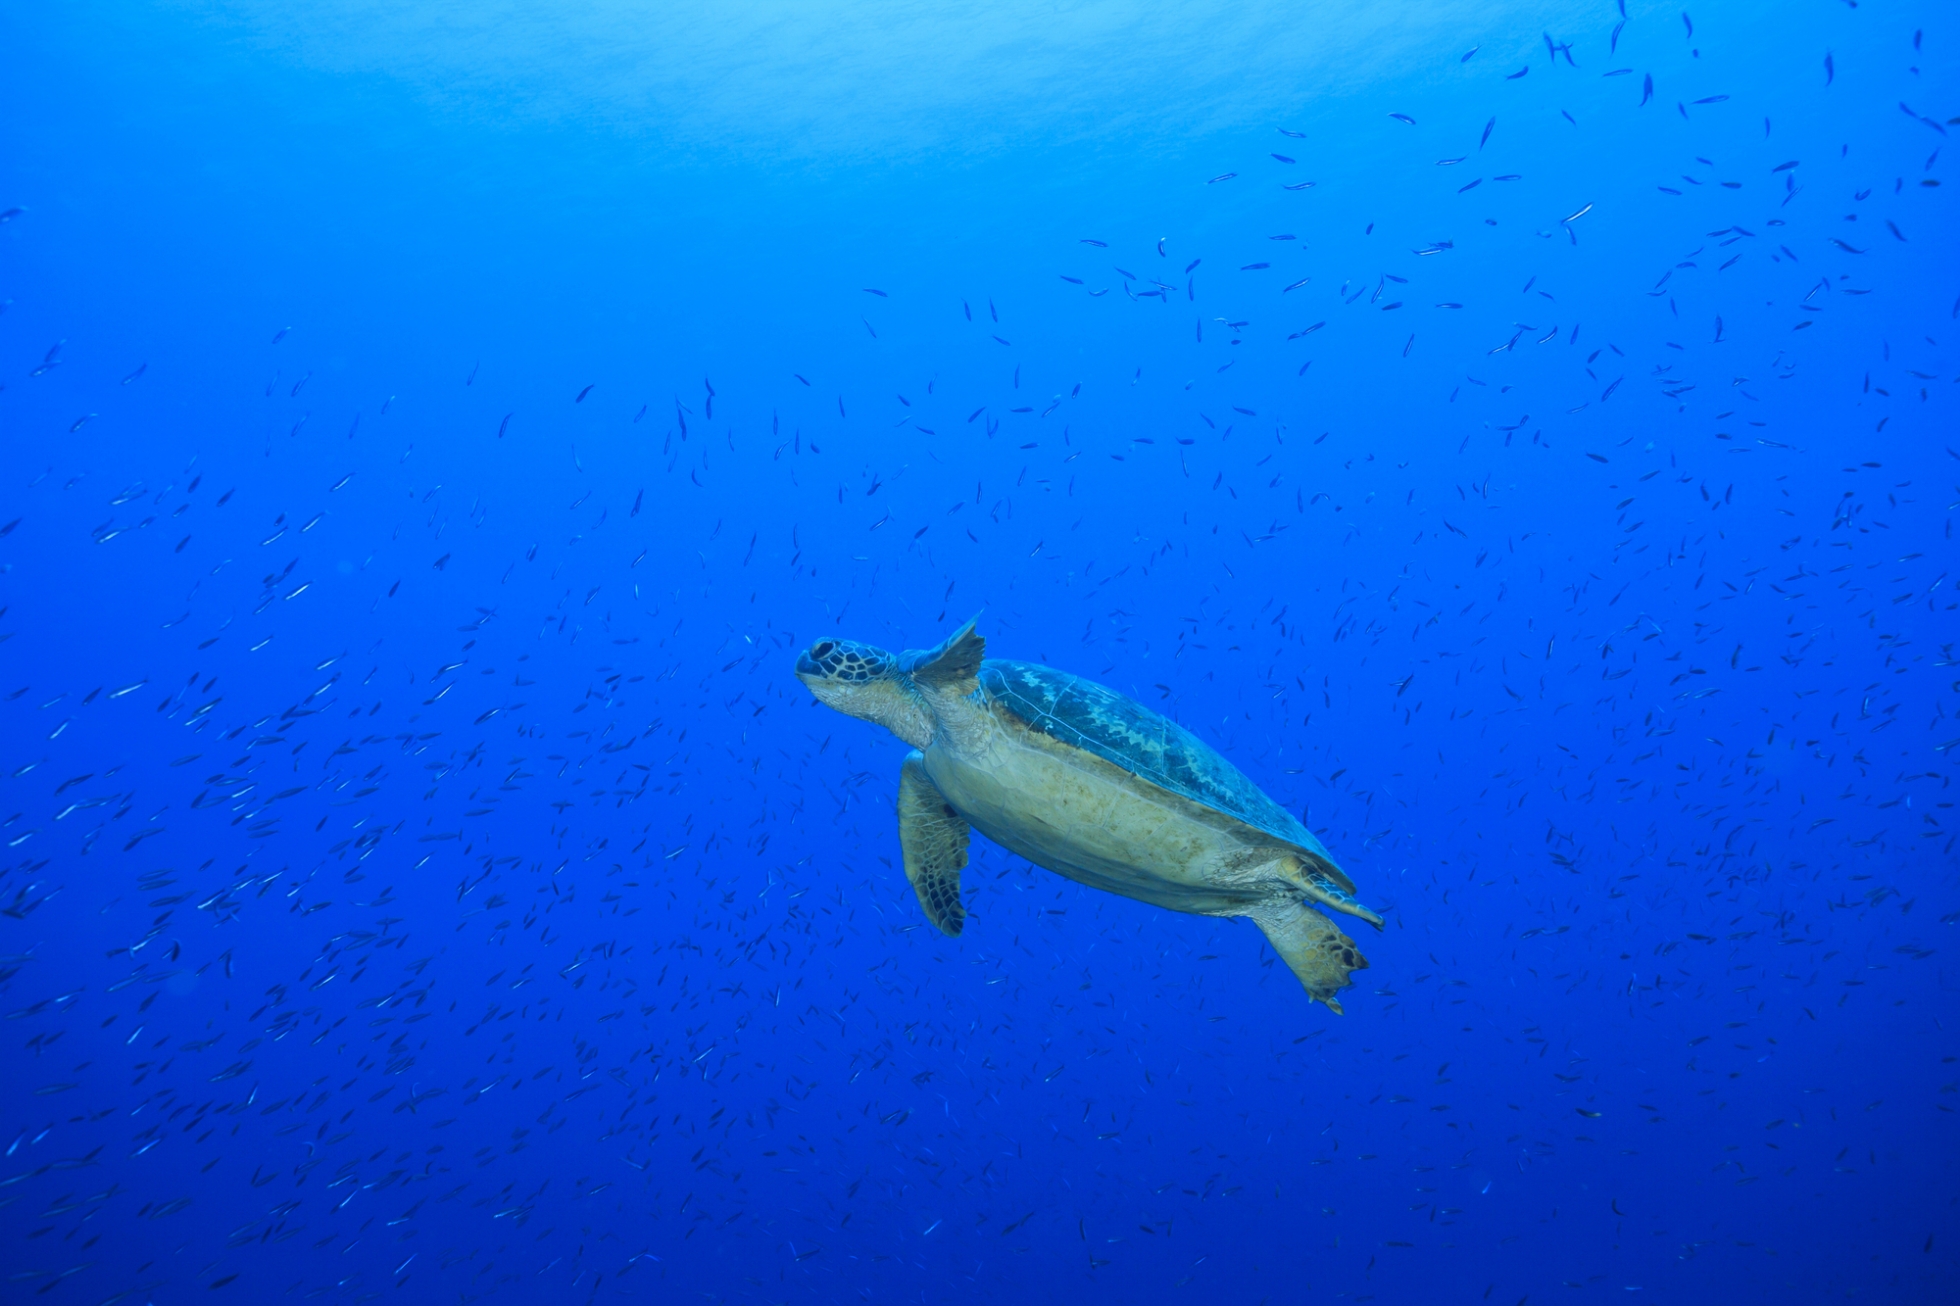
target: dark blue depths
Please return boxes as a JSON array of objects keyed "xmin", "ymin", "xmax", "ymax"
[{"xmin": 0, "ymin": 2, "xmax": 1956, "ymax": 1303}]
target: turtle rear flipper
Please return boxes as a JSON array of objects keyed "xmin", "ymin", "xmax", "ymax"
[
  {"xmin": 1246, "ymin": 899, "xmax": 1368, "ymax": 1013},
  {"xmin": 897, "ymin": 752, "xmax": 970, "ymax": 935}
]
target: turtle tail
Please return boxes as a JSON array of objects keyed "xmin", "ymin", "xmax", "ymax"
[
  {"xmin": 1284, "ymin": 853, "xmax": 1385, "ymax": 930},
  {"xmin": 1246, "ymin": 899, "xmax": 1369, "ymax": 1013}
]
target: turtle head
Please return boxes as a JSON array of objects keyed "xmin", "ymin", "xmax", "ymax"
[
  {"xmin": 795, "ymin": 637, "xmax": 935, "ymax": 748},
  {"xmin": 795, "ymin": 637, "xmax": 896, "ymax": 685}
]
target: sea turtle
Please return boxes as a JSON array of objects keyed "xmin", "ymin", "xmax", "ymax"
[{"xmin": 794, "ymin": 619, "xmax": 1383, "ymax": 1011}]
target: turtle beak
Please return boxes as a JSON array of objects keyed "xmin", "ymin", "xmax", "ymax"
[{"xmin": 796, "ymin": 638, "xmax": 842, "ymax": 683}]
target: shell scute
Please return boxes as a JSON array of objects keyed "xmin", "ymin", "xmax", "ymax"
[{"xmin": 977, "ymin": 660, "xmax": 1339, "ymax": 869}]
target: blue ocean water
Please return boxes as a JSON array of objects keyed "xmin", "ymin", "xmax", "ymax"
[{"xmin": 1, "ymin": 1, "xmax": 1955, "ymax": 1301}]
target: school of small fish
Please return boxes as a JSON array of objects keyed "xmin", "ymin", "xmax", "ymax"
[{"xmin": 0, "ymin": 6, "xmax": 1954, "ymax": 1304}]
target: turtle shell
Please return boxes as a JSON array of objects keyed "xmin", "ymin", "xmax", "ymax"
[{"xmin": 977, "ymin": 660, "xmax": 1351, "ymax": 888}]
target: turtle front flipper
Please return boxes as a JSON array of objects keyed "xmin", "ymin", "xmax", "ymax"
[
  {"xmin": 1245, "ymin": 899, "xmax": 1368, "ymax": 1013},
  {"xmin": 897, "ymin": 751, "xmax": 971, "ymax": 936}
]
